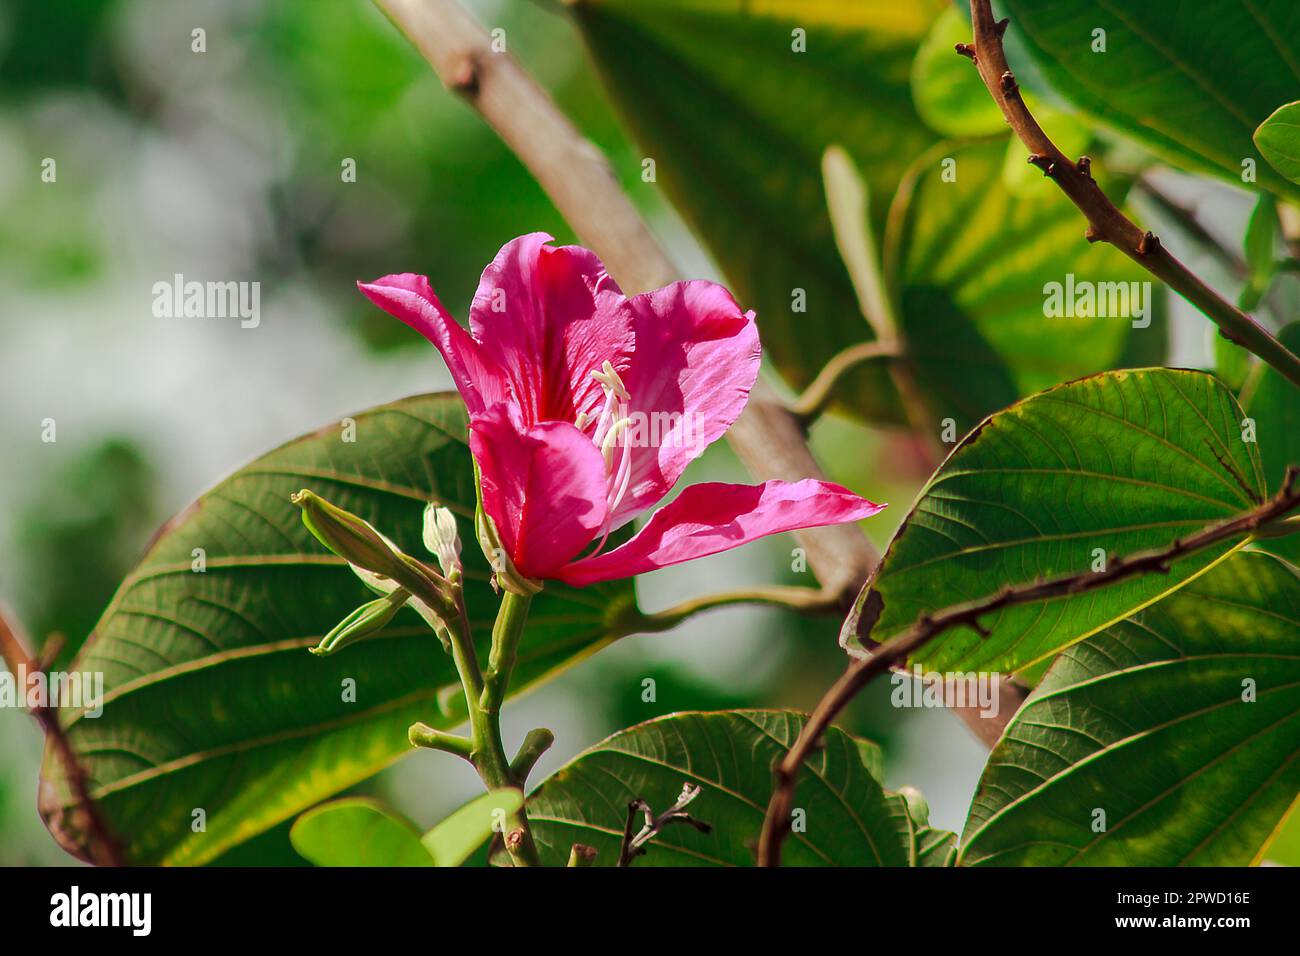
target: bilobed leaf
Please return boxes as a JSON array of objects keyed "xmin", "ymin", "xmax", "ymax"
[
  {"xmin": 961, "ymin": 552, "xmax": 1300, "ymax": 866},
  {"xmin": 1255, "ymin": 100, "xmax": 1300, "ymax": 185},
  {"xmin": 422, "ymin": 789, "xmax": 523, "ymax": 867},
  {"xmin": 290, "ymin": 798, "xmax": 432, "ymax": 867},
  {"xmin": 888, "ymin": 140, "xmax": 1165, "ymax": 430},
  {"xmin": 525, "ymin": 710, "xmax": 918, "ymax": 867},
  {"xmin": 1003, "ymin": 0, "xmax": 1300, "ymax": 201},
  {"xmin": 570, "ymin": 0, "xmax": 946, "ymax": 423},
  {"xmin": 39, "ymin": 393, "xmax": 636, "ymax": 866},
  {"xmin": 845, "ymin": 369, "xmax": 1266, "ymax": 674}
]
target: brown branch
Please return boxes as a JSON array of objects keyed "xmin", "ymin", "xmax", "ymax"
[
  {"xmin": 617, "ymin": 783, "xmax": 711, "ymax": 867},
  {"xmin": 0, "ymin": 606, "xmax": 121, "ymax": 866},
  {"xmin": 757, "ymin": 466, "xmax": 1300, "ymax": 866},
  {"xmin": 964, "ymin": 0, "xmax": 1300, "ymax": 390},
  {"xmin": 373, "ymin": 0, "xmax": 877, "ymax": 607}
]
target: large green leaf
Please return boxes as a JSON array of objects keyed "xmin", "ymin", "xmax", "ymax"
[
  {"xmin": 845, "ymin": 368, "xmax": 1266, "ymax": 673},
  {"xmin": 888, "ymin": 140, "xmax": 1165, "ymax": 430},
  {"xmin": 39, "ymin": 393, "xmax": 636, "ymax": 866},
  {"xmin": 961, "ymin": 551, "xmax": 1300, "ymax": 866},
  {"xmin": 525, "ymin": 710, "xmax": 921, "ymax": 867},
  {"xmin": 1004, "ymin": 0, "xmax": 1300, "ymax": 202},
  {"xmin": 289, "ymin": 798, "xmax": 433, "ymax": 867},
  {"xmin": 569, "ymin": 0, "xmax": 946, "ymax": 422}
]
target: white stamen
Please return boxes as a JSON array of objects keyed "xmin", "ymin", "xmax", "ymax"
[{"xmin": 590, "ymin": 360, "xmax": 629, "ymax": 402}]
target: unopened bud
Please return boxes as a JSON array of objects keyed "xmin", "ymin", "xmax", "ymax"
[
  {"xmin": 310, "ymin": 588, "xmax": 409, "ymax": 656},
  {"xmin": 423, "ymin": 504, "xmax": 463, "ymax": 579},
  {"xmin": 292, "ymin": 490, "xmax": 406, "ymax": 580}
]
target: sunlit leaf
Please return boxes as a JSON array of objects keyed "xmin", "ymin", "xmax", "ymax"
[
  {"xmin": 290, "ymin": 798, "xmax": 432, "ymax": 867},
  {"xmin": 846, "ymin": 369, "xmax": 1265, "ymax": 673}
]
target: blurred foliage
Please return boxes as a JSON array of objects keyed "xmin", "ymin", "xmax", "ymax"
[{"xmin": 14, "ymin": 439, "xmax": 159, "ymax": 667}]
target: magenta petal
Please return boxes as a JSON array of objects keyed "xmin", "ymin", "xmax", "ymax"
[
  {"xmin": 358, "ymin": 274, "xmax": 510, "ymax": 416},
  {"xmin": 555, "ymin": 479, "xmax": 884, "ymax": 587},
  {"xmin": 469, "ymin": 405, "xmax": 609, "ymax": 580},
  {"xmin": 469, "ymin": 233, "xmax": 635, "ymax": 425},
  {"xmin": 609, "ymin": 281, "xmax": 760, "ymax": 528}
]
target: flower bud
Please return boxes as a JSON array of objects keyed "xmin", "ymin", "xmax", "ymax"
[
  {"xmin": 292, "ymin": 490, "xmax": 407, "ymax": 581},
  {"xmin": 310, "ymin": 588, "xmax": 409, "ymax": 656},
  {"xmin": 423, "ymin": 504, "xmax": 463, "ymax": 580}
]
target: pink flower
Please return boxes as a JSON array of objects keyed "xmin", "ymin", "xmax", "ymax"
[{"xmin": 359, "ymin": 233, "xmax": 883, "ymax": 587}]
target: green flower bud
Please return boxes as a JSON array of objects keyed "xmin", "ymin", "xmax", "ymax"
[
  {"xmin": 292, "ymin": 490, "xmax": 407, "ymax": 581},
  {"xmin": 310, "ymin": 588, "xmax": 409, "ymax": 656}
]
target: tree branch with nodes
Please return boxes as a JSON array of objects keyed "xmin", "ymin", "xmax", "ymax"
[
  {"xmin": 756, "ymin": 466, "xmax": 1300, "ymax": 867},
  {"xmin": 960, "ymin": 0, "xmax": 1300, "ymax": 390},
  {"xmin": 0, "ymin": 606, "xmax": 122, "ymax": 866}
]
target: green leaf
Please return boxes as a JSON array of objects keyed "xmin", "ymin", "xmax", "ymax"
[
  {"xmin": 888, "ymin": 141, "xmax": 1165, "ymax": 430},
  {"xmin": 525, "ymin": 710, "xmax": 918, "ymax": 867},
  {"xmin": 422, "ymin": 788, "xmax": 524, "ymax": 867},
  {"xmin": 1003, "ymin": 0, "xmax": 1300, "ymax": 201},
  {"xmin": 961, "ymin": 551, "xmax": 1300, "ymax": 866},
  {"xmin": 911, "ymin": 7, "xmax": 1005, "ymax": 138},
  {"xmin": 570, "ymin": 0, "xmax": 947, "ymax": 423},
  {"xmin": 38, "ymin": 393, "xmax": 636, "ymax": 865},
  {"xmin": 1255, "ymin": 100, "xmax": 1300, "ymax": 185},
  {"xmin": 1240, "ymin": 194, "xmax": 1280, "ymax": 311},
  {"xmin": 1242, "ymin": 321, "xmax": 1300, "ymax": 564},
  {"xmin": 290, "ymin": 798, "xmax": 432, "ymax": 867},
  {"xmin": 845, "ymin": 368, "xmax": 1265, "ymax": 674}
]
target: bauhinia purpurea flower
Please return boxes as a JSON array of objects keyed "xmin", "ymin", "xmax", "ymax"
[{"xmin": 359, "ymin": 233, "xmax": 884, "ymax": 588}]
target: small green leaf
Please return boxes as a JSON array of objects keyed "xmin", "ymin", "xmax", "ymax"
[
  {"xmin": 1240, "ymin": 194, "xmax": 1280, "ymax": 310},
  {"xmin": 846, "ymin": 368, "xmax": 1266, "ymax": 674},
  {"xmin": 961, "ymin": 552, "xmax": 1300, "ymax": 866},
  {"xmin": 422, "ymin": 789, "xmax": 524, "ymax": 867},
  {"xmin": 525, "ymin": 710, "xmax": 919, "ymax": 867},
  {"xmin": 290, "ymin": 798, "xmax": 432, "ymax": 867},
  {"xmin": 1255, "ymin": 101, "xmax": 1300, "ymax": 185}
]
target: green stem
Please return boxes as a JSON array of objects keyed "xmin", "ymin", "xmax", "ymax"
[
  {"xmin": 481, "ymin": 589, "xmax": 532, "ymax": 713},
  {"xmin": 409, "ymin": 585, "xmax": 542, "ymax": 866},
  {"xmin": 468, "ymin": 590, "xmax": 541, "ymax": 867},
  {"xmin": 620, "ymin": 585, "xmax": 841, "ymax": 636}
]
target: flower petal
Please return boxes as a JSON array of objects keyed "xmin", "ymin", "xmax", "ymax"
[
  {"xmin": 470, "ymin": 404, "xmax": 609, "ymax": 579},
  {"xmin": 609, "ymin": 281, "xmax": 760, "ymax": 528},
  {"xmin": 555, "ymin": 479, "xmax": 884, "ymax": 587},
  {"xmin": 470, "ymin": 233, "xmax": 635, "ymax": 425},
  {"xmin": 358, "ymin": 274, "xmax": 509, "ymax": 416}
]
